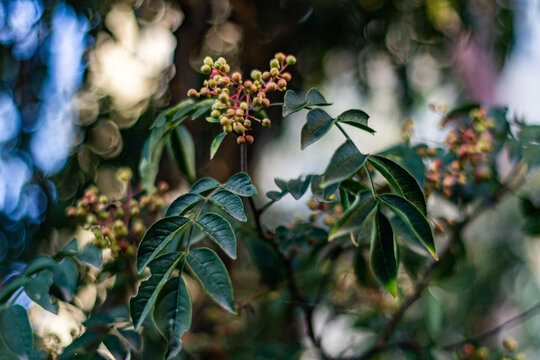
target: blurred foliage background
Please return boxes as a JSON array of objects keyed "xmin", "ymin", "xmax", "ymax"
[{"xmin": 3, "ymin": 0, "xmax": 540, "ymax": 359}]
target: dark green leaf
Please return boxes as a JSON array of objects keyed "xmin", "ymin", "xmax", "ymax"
[
  {"xmin": 24, "ymin": 271, "xmax": 58, "ymax": 314},
  {"xmin": 150, "ymin": 109, "xmax": 169, "ymax": 130},
  {"xmin": 171, "ymin": 100, "xmax": 196, "ymax": 122},
  {"xmin": 368, "ymin": 155, "xmax": 427, "ymax": 215},
  {"xmin": 140, "ymin": 136, "xmax": 166, "ymax": 193},
  {"xmin": 266, "ymin": 190, "xmax": 286, "ymax": 201},
  {"xmin": 53, "ymin": 258, "xmax": 78, "ymax": 301},
  {"xmin": 370, "ymin": 209, "xmax": 398, "ymax": 297},
  {"xmin": 166, "ymin": 126, "xmax": 197, "ymax": 183},
  {"xmin": 311, "ymin": 175, "xmax": 339, "ymax": 202},
  {"xmin": 300, "ymin": 108, "xmax": 336, "ymax": 150},
  {"xmin": 130, "ymin": 253, "xmax": 183, "ymax": 329},
  {"xmin": 379, "ymin": 194, "xmax": 437, "ymax": 260},
  {"xmin": 154, "ymin": 277, "xmax": 192, "ymax": 359},
  {"xmin": 190, "ymin": 177, "xmax": 220, "ymax": 194},
  {"xmin": 322, "ymin": 140, "xmax": 368, "ymax": 187},
  {"xmin": 282, "ymin": 90, "xmax": 307, "ymax": 117},
  {"xmin": 244, "ymin": 237, "xmax": 284, "ymax": 288},
  {"xmin": 58, "ymin": 330, "xmax": 105, "ymax": 360},
  {"xmin": 223, "ymin": 172, "xmax": 257, "ymax": 197},
  {"xmin": 305, "ymin": 88, "xmax": 332, "ymax": 106},
  {"xmin": 0, "ymin": 305, "xmax": 33, "ymax": 359},
  {"xmin": 336, "ymin": 109, "xmax": 375, "ymax": 134},
  {"xmin": 339, "ymin": 179, "xmax": 369, "ymax": 195},
  {"xmin": 329, "ymin": 192, "xmax": 376, "ymax": 240},
  {"xmin": 195, "ymin": 213, "xmax": 237, "ymax": 259},
  {"xmin": 186, "ymin": 248, "xmax": 235, "ymax": 313},
  {"xmin": 210, "ymin": 132, "xmax": 227, "ymax": 160},
  {"xmin": 209, "ymin": 189, "xmax": 247, "ymax": 222},
  {"xmin": 191, "ymin": 99, "xmax": 214, "ymax": 120},
  {"xmin": 0, "ymin": 276, "xmax": 31, "ymax": 304},
  {"xmin": 77, "ymin": 244, "xmax": 102, "ymax": 269},
  {"xmin": 24, "ymin": 256, "xmax": 57, "ymax": 275},
  {"xmin": 137, "ymin": 216, "xmax": 191, "ymax": 274},
  {"xmin": 274, "ymin": 178, "xmax": 288, "ymax": 192},
  {"xmin": 287, "ymin": 175, "xmax": 312, "ymax": 200},
  {"xmin": 165, "ymin": 193, "xmax": 204, "ymax": 217},
  {"xmin": 103, "ymin": 334, "xmax": 127, "ymax": 360}
]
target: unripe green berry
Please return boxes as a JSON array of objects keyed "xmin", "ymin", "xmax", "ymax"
[
  {"xmin": 201, "ymin": 64, "xmax": 212, "ymax": 74},
  {"xmin": 219, "ymin": 77, "xmax": 230, "ymax": 86},
  {"xmin": 262, "ymin": 98, "xmax": 270, "ymax": 107},
  {"xmin": 208, "ymin": 79, "xmax": 217, "ymax": 87},
  {"xmin": 99, "ymin": 195, "xmax": 108, "ymax": 204},
  {"xmin": 219, "ymin": 93, "xmax": 229, "ymax": 103},
  {"xmin": 224, "ymin": 64, "xmax": 230, "ymax": 73},
  {"xmin": 224, "ymin": 124, "xmax": 233, "ymax": 133},
  {"xmin": 211, "ymin": 110, "xmax": 221, "ymax": 118},
  {"xmin": 262, "ymin": 71, "xmax": 271, "ymax": 80},
  {"xmin": 212, "ymin": 101, "xmax": 222, "ymax": 110},
  {"xmin": 187, "ymin": 89, "xmax": 198, "ymax": 97},
  {"xmin": 235, "ymin": 108, "xmax": 244, "ymax": 116},
  {"xmin": 262, "ymin": 118, "xmax": 271, "ymax": 127},
  {"xmin": 240, "ymin": 102, "xmax": 248, "ymax": 110},
  {"xmin": 200, "ymin": 88, "xmax": 209, "ymax": 96},
  {"xmin": 251, "ymin": 70, "xmax": 262, "ymax": 81},
  {"xmin": 281, "ymin": 72, "xmax": 292, "ymax": 81},
  {"xmin": 278, "ymin": 79, "xmax": 287, "ymax": 89},
  {"xmin": 270, "ymin": 68, "xmax": 279, "ymax": 77},
  {"xmin": 246, "ymin": 135, "xmax": 254, "ymax": 144},
  {"xmin": 226, "ymin": 108, "xmax": 235, "ymax": 117},
  {"xmin": 253, "ymin": 97, "xmax": 262, "ymax": 106},
  {"xmin": 203, "ymin": 56, "xmax": 213, "ymax": 66},
  {"xmin": 286, "ymin": 55, "xmax": 296, "ymax": 65},
  {"xmin": 270, "ymin": 58, "xmax": 280, "ymax": 69},
  {"xmin": 275, "ymin": 52, "xmax": 286, "ymax": 63},
  {"xmin": 233, "ymin": 122, "xmax": 244, "ymax": 134},
  {"xmin": 243, "ymin": 119, "xmax": 251, "ymax": 128},
  {"xmin": 266, "ymin": 81, "xmax": 277, "ymax": 91},
  {"xmin": 237, "ymin": 136, "xmax": 246, "ymax": 144},
  {"xmin": 219, "ymin": 116, "xmax": 228, "ymax": 126},
  {"xmin": 231, "ymin": 72, "xmax": 242, "ymax": 82}
]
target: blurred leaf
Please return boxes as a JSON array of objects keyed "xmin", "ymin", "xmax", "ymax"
[
  {"xmin": 77, "ymin": 243, "xmax": 102, "ymax": 269},
  {"xmin": 131, "ymin": 253, "xmax": 183, "ymax": 329},
  {"xmin": 210, "ymin": 132, "xmax": 227, "ymax": 160},
  {"xmin": 223, "ymin": 172, "xmax": 257, "ymax": 196},
  {"xmin": 24, "ymin": 256, "xmax": 57, "ymax": 275},
  {"xmin": 301, "ymin": 108, "xmax": 336, "ymax": 150},
  {"xmin": 329, "ymin": 191, "xmax": 376, "ymax": 240},
  {"xmin": 165, "ymin": 193, "xmax": 204, "ymax": 217},
  {"xmin": 58, "ymin": 330, "xmax": 105, "ymax": 360},
  {"xmin": 336, "ymin": 109, "xmax": 375, "ymax": 134},
  {"xmin": 209, "ymin": 189, "xmax": 247, "ymax": 222},
  {"xmin": 0, "ymin": 276, "xmax": 31, "ymax": 304},
  {"xmin": 189, "ymin": 178, "xmax": 220, "ymax": 194},
  {"xmin": 52, "ymin": 258, "xmax": 78, "ymax": 301},
  {"xmin": 171, "ymin": 100, "xmax": 197, "ymax": 122},
  {"xmin": 322, "ymin": 140, "xmax": 368, "ymax": 187},
  {"xmin": 379, "ymin": 194, "xmax": 437, "ymax": 260},
  {"xmin": 244, "ymin": 237, "xmax": 284, "ymax": 288},
  {"xmin": 339, "ymin": 179, "xmax": 369, "ymax": 195},
  {"xmin": 24, "ymin": 271, "xmax": 58, "ymax": 314},
  {"xmin": 167, "ymin": 126, "xmax": 197, "ymax": 183},
  {"xmin": 368, "ymin": 155, "xmax": 427, "ymax": 215},
  {"xmin": 103, "ymin": 334, "xmax": 127, "ymax": 360},
  {"xmin": 191, "ymin": 99, "xmax": 214, "ymax": 120},
  {"xmin": 305, "ymin": 88, "xmax": 332, "ymax": 106},
  {"xmin": 353, "ymin": 248, "xmax": 378, "ymax": 289},
  {"xmin": 266, "ymin": 190, "xmax": 286, "ymax": 201},
  {"xmin": 370, "ymin": 209, "xmax": 398, "ymax": 297},
  {"xmin": 443, "ymin": 103, "xmax": 480, "ymax": 121},
  {"xmin": 282, "ymin": 90, "xmax": 307, "ymax": 117},
  {"xmin": 137, "ymin": 217, "xmax": 191, "ymax": 274},
  {"xmin": 426, "ymin": 289, "xmax": 443, "ymax": 337},
  {"xmin": 186, "ymin": 248, "xmax": 235, "ymax": 314},
  {"xmin": 195, "ymin": 213, "xmax": 237, "ymax": 259},
  {"xmin": 311, "ymin": 175, "xmax": 339, "ymax": 202},
  {"xmin": 0, "ymin": 305, "xmax": 33, "ymax": 360},
  {"xmin": 287, "ymin": 175, "xmax": 312, "ymax": 200},
  {"xmin": 154, "ymin": 277, "xmax": 192, "ymax": 359}
]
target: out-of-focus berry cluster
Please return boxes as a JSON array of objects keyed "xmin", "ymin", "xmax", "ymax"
[
  {"xmin": 421, "ymin": 107, "xmax": 496, "ymax": 197},
  {"xmin": 66, "ymin": 168, "xmax": 170, "ymax": 257},
  {"xmin": 457, "ymin": 337, "xmax": 524, "ymax": 360},
  {"xmin": 307, "ymin": 198, "xmax": 343, "ymax": 228},
  {"xmin": 187, "ymin": 53, "xmax": 296, "ymax": 144}
]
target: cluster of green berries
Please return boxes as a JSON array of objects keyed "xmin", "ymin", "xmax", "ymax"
[
  {"xmin": 306, "ymin": 198, "xmax": 344, "ymax": 228},
  {"xmin": 66, "ymin": 168, "xmax": 170, "ymax": 257},
  {"xmin": 421, "ymin": 107, "xmax": 495, "ymax": 198},
  {"xmin": 187, "ymin": 53, "xmax": 296, "ymax": 144},
  {"xmin": 458, "ymin": 337, "xmax": 524, "ymax": 360}
]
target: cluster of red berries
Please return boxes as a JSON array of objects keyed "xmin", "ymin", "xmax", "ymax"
[
  {"xmin": 422, "ymin": 107, "xmax": 495, "ymax": 197},
  {"xmin": 187, "ymin": 53, "xmax": 296, "ymax": 144},
  {"xmin": 66, "ymin": 168, "xmax": 170, "ymax": 256}
]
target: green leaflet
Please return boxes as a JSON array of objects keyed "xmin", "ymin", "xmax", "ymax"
[
  {"xmin": 53, "ymin": 258, "xmax": 78, "ymax": 301},
  {"xmin": 222, "ymin": 172, "xmax": 257, "ymax": 196},
  {"xmin": 370, "ymin": 209, "xmax": 398, "ymax": 297},
  {"xmin": 368, "ymin": 155, "xmax": 427, "ymax": 215},
  {"xmin": 154, "ymin": 277, "xmax": 192, "ymax": 359},
  {"xmin": 329, "ymin": 192, "xmax": 376, "ymax": 240},
  {"xmin": 282, "ymin": 90, "xmax": 307, "ymax": 117},
  {"xmin": 209, "ymin": 189, "xmax": 247, "ymax": 222},
  {"xmin": 304, "ymin": 88, "xmax": 331, "ymax": 106},
  {"xmin": 165, "ymin": 193, "xmax": 204, "ymax": 217},
  {"xmin": 191, "ymin": 99, "xmax": 214, "ymax": 120},
  {"xmin": 186, "ymin": 248, "xmax": 235, "ymax": 313},
  {"xmin": 130, "ymin": 253, "xmax": 183, "ymax": 329},
  {"xmin": 194, "ymin": 213, "xmax": 237, "ymax": 259},
  {"xmin": 0, "ymin": 305, "xmax": 33, "ymax": 360},
  {"xmin": 210, "ymin": 132, "xmax": 227, "ymax": 159},
  {"xmin": 379, "ymin": 194, "xmax": 437, "ymax": 260},
  {"xmin": 322, "ymin": 140, "xmax": 368, "ymax": 187},
  {"xmin": 137, "ymin": 216, "xmax": 191, "ymax": 274},
  {"xmin": 24, "ymin": 271, "xmax": 58, "ymax": 314},
  {"xmin": 167, "ymin": 126, "xmax": 197, "ymax": 183},
  {"xmin": 189, "ymin": 177, "xmax": 221, "ymax": 194},
  {"xmin": 336, "ymin": 109, "xmax": 375, "ymax": 134},
  {"xmin": 300, "ymin": 108, "xmax": 336, "ymax": 150}
]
